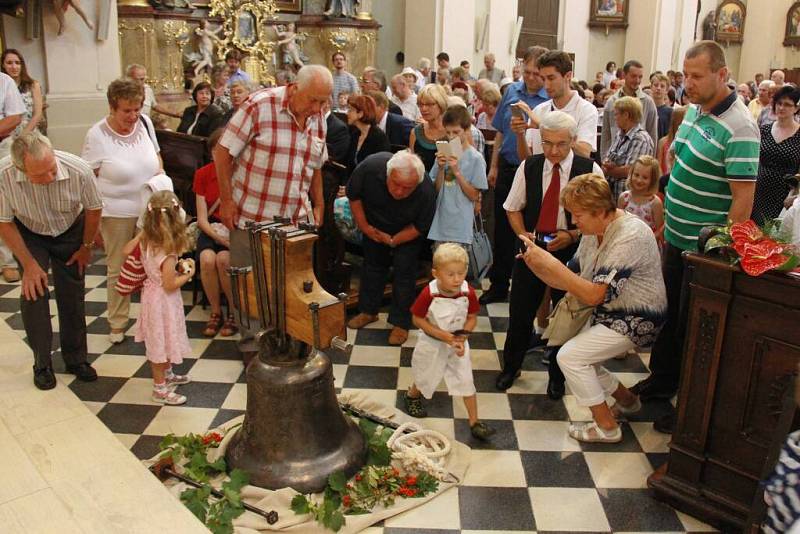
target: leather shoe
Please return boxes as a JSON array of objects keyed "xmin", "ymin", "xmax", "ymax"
[
  {"xmin": 2, "ymin": 266, "xmax": 20, "ymax": 282},
  {"xmin": 546, "ymin": 378, "xmax": 565, "ymax": 400},
  {"xmin": 478, "ymin": 288, "xmax": 508, "ymax": 305},
  {"xmin": 33, "ymin": 366, "xmax": 56, "ymax": 390},
  {"xmin": 65, "ymin": 362, "xmax": 97, "ymax": 382},
  {"xmin": 631, "ymin": 377, "xmax": 676, "ymax": 402},
  {"xmin": 388, "ymin": 327, "xmax": 408, "ymax": 346},
  {"xmin": 653, "ymin": 412, "xmax": 675, "ymax": 434},
  {"xmin": 347, "ymin": 313, "xmax": 378, "ymax": 330},
  {"xmin": 495, "ymin": 369, "xmax": 521, "ymax": 391}
]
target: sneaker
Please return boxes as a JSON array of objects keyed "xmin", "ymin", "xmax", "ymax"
[
  {"xmin": 33, "ymin": 365, "xmax": 56, "ymax": 390},
  {"xmin": 165, "ymin": 373, "xmax": 191, "ymax": 386},
  {"xmin": 403, "ymin": 391, "xmax": 427, "ymax": 418},
  {"xmin": 470, "ymin": 421, "xmax": 496, "ymax": 440},
  {"xmin": 109, "ymin": 331, "xmax": 125, "ymax": 344},
  {"xmin": 65, "ymin": 362, "xmax": 97, "ymax": 382},
  {"xmin": 346, "ymin": 313, "xmax": 378, "ymax": 330},
  {"xmin": 152, "ymin": 388, "xmax": 187, "ymax": 405}
]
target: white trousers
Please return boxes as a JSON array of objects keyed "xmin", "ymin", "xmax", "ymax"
[{"xmin": 556, "ymin": 323, "xmax": 636, "ymax": 407}]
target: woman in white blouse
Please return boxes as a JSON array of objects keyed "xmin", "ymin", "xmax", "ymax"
[{"xmin": 81, "ymin": 78, "xmax": 162, "ymax": 344}]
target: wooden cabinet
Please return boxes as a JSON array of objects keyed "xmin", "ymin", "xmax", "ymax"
[{"xmin": 651, "ymin": 254, "xmax": 800, "ymax": 532}]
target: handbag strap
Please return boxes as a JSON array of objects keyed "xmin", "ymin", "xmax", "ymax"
[
  {"xmin": 473, "ymin": 212, "xmax": 485, "ymax": 233},
  {"xmin": 207, "ymin": 198, "xmax": 221, "ymax": 217}
]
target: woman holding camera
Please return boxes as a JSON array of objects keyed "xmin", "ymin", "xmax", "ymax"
[{"xmin": 752, "ymin": 86, "xmax": 800, "ymax": 224}]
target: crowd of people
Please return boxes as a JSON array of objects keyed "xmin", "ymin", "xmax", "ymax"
[{"xmin": 0, "ymin": 36, "xmax": 798, "ymax": 454}]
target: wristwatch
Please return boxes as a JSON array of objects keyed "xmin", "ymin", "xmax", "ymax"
[{"xmin": 81, "ymin": 241, "xmax": 95, "ymax": 250}]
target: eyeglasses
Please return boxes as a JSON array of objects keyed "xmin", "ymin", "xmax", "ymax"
[
  {"xmin": 541, "ymin": 141, "xmax": 571, "ymax": 150},
  {"xmin": 418, "ymin": 101, "xmax": 437, "ymax": 107}
]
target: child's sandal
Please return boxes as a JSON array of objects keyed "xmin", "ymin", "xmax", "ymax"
[
  {"xmin": 220, "ymin": 315, "xmax": 238, "ymax": 337},
  {"xmin": 152, "ymin": 389, "xmax": 187, "ymax": 406},
  {"xmin": 202, "ymin": 313, "xmax": 223, "ymax": 337},
  {"xmin": 403, "ymin": 391, "xmax": 428, "ymax": 418}
]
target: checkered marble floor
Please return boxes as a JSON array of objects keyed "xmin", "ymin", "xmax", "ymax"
[{"xmin": 0, "ymin": 254, "xmax": 718, "ymax": 533}]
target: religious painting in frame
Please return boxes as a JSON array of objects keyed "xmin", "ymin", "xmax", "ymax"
[
  {"xmin": 784, "ymin": 1, "xmax": 800, "ymax": 46},
  {"xmin": 588, "ymin": 0, "xmax": 629, "ymax": 29},
  {"xmin": 715, "ymin": 0, "xmax": 746, "ymax": 43},
  {"xmin": 276, "ymin": 0, "xmax": 302, "ymax": 13}
]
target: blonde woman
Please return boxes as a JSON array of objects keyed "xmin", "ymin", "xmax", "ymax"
[{"xmin": 408, "ymin": 83, "xmax": 448, "ymax": 172}]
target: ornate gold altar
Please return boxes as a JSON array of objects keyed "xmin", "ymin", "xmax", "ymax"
[{"xmin": 118, "ymin": 0, "xmax": 379, "ymax": 123}]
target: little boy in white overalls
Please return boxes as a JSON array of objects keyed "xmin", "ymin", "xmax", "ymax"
[{"xmin": 404, "ymin": 243, "xmax": 495, "ymax": 440}]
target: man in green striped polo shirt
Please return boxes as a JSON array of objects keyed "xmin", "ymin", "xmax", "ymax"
[{"xmin": 632, "ymin": 41, "xmax": 758, "ymax": 432}]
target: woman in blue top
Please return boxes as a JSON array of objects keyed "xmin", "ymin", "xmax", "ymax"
[{"xmin": 428, "ymin": 106, "xmax": 488, "ymax": 246}]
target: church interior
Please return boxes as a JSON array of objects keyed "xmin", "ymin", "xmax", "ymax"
[{"xmin": 2, "ymin": 0, "xmax": 800, "ymax": 533}]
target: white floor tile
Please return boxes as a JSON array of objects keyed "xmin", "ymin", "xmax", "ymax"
[
  {"xmin": 485, "ymin": 302, "xmax": 509, "ymax": 317},
  {"xmin": 630, "ymin": 422, "xmax": 671, "ymax": 453},
  {"xmin": 384, "ymin": 485, "xmax": 460, "ymax": 529},
  {"xmin": 563, "ymin": 394, "xmax": 594, "ymax": 422},
  {"xmin": 186, "ymin": 359, "xmax": 243, "ymax": 383},
  {"xmin": 584, "ymin": 452, "xmax": 653, "ymax": 488},
  {"xmin": 529, "ymin": 487, "xmax": 611, "ymax": 531},
  {"xmin": 492, "ymin": 332, "xmax": 507, "ymax": 350},
  {"xmin": 332, "ymin": 363, "xmax": 347, "ymax": 389},
  {"xmin": 143, "ymin": 406, "xmax": 218, "ymax": 436},
  {"xmin": 108, "ymin": 378, "xmax": 162, "ymax": 406},
  {"xmin": 82, "ymin": 401, "xmax": 106, "ymax": 415},
  {"xmin": 349, "ymin": 345, "xmax": 401, "ymax": 367},
  {"xmin": 470, "ymin": 349, "xmax": 502, "ymax": 370},
  {"xmin": 453, "ymin": 392, "xmax": 511, "ymax": 420},
  {"xmin": 222, "ymin": 383, "xmax": 247, "ymax": 411},
  {"xmin": 114, "ymin": 433, "xmax": 140, "ymax": 449},
  {"xmin": 463, "ymin": 450, "xmax": 526, "ymax": 487},
  {"xmin": 507, "ymin": 371, "xmax": 549, "ymax": 395},
  {"xmin": 90, "ymin": 354, "xmax": 147, "ymax": 378},
  {"xmin": 676, "ymin": 510, "xmax": 719, "ymax": 532},
  {"xmin": 86, "ymin": 334, "xmax": 113, "ymax": 355},
  {"xmin": 514, "ymin": 420, "xmax": 581, "ymax": 452}
]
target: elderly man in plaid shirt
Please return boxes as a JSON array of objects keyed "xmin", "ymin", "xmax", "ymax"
[{"xmin": 214, "ymin": 65, "xmax": 333, "ymax": 362}]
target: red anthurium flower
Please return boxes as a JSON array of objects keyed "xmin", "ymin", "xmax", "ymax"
[
  {"xmin": 739, "ymin": 240, "xmax": 790, "ymax": 276},
  {"xmin": 343, "ymin": 495, "xmax": 352, "ymax": 507},
  {"xmin": 730, "ymin": 220, "xmax": 763, "ymax": 244},
  {"xmin": 733, "ymin": 237, "xmax": 784, "ymax": 258}
]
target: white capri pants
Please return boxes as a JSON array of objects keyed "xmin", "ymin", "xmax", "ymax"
[{"xmin": 556, "ymin": 323, "xmax": 636, "ymax": 407}]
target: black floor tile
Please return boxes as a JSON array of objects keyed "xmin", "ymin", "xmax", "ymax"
[
  {"xmin": 176, "ymin": 381, "xmax": 234, "ymax": 408},
  {"xmin": 399, "ymin": 346, "xmax": 414, "ymax": 367},
  {"xmin": 200, "ymin": 339, "xmax": 242, "ymax": 360},
  {"xmin": 520, "ymin": 450, "xmax": 595, "ymax": 488},
  {"xmin": 96, "ymin": 403, "xmax": 162, "ymax": 434},
  {"xmin": 132, "ymin": 358, "xmax": 196, "ymax": 379},
  {"xmin": 454, "ymin": 419, "xmax": 518, "ymax": 450},
  {"xmin": 0, "ymin": 298, "xmax": 21, "ymax": 312},
  {"xmin": 599, "ymin": 488, "xmax": 683, "ymax": 532},
  {"xmin": 384, "ymin": 529, "xmax": 460, "ymax": 534},
  {"xmin": 104, "ymin": 336, "xmax": 147, "ymax": 355},
  {"xmin": 625, "ymin": 399, "xmax": 675, "ymax": 423},
  {"xmin": 488, "ymin": 316, "xmax": 508, "ymax": 332},
  {"xmin": 458, "ymin": 486, "xmax": 535, "ymax": 530},
  {"xmin": 353, "ymin": 328, "xmax": 394, "ymax": 347},
  {"xmin": 209, "ymin": 409, "xmax": 245, "ymax": 430},
  {"xmin": 646, "ymin": 452, "xmax": 669, "ymax": 470},
  {"xmin": 130, "ymin": 434, "xmax": 165, "ymax": 460},
  {"xmin": 185, "ymin": 319, "xmax": 214, "ymax": 338},
  {"xmin": 508, "ymin": 394, "xmax": 569, "ymax": 421},
  {"xmin": 472, "ymin": 369, "xmax": 502, "ymax": 392},
  {"xmin": 603, "ymin": 353, "xmax": 650, "ymax": 373},
  {"xmin": 86, "ymin": 316, "xmax": 112, "ymax": 335},
  {"xmin": 342, "ymin": 365, "xmax": 398, "ymax": 389},
  {"xmin": 68, "ymin": 376, "xmax": 127, "ymax": 402},
  {"xmin": 83, "ymin": 301, "xmax": 109, "ymax": 316},
  {"xmin": 467, "ymin": 331, "xmax": 496, "ymax": 350}
]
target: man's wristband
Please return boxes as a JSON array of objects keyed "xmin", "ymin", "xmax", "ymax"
[{"xmin": 81, "ymin": 241, "xmax": 95, "ymax": 250}]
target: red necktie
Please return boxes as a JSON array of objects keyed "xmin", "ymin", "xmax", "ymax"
[{"xmin": 536, "ymin": 163, "xmax": 560, "ymax": 234}]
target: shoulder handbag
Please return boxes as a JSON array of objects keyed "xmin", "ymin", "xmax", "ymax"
[
  {"xmin": 115, "ymin": 243, "xmax": 145, "ymax": 296},
  {"xmin": 542, "ymin": 293, "xmax": 594, "ymax": 346},
  {"xmin": 333, "ymin": 196, "xmax": 363, "ymax": 245},
  {"xmin": 468, "ymin": 213, "xmax": 493, "ymax": 283}
]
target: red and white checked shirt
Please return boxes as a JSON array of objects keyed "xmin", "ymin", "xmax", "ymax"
[{"xmin": 219, "ymin": 86, "xmax": 328, "ymax": 227}]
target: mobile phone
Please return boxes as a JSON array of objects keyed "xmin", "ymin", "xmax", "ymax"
[
  {"xmin": 451, "ymin": 330, "xmax": 471, "ymax": 337},
  {"xmin": 435, "ymin": 139, "xmax": 451, "ymax": 157},
  {"xmin": 511, "ymin": 104, "xmax": 527, "ymax": 120}
]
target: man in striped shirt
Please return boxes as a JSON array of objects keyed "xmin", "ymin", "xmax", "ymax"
[
  {"xmin": 632, "ymin": 41, "xmax": 759, "ymax": 432},
  {"xmin": 0, "ymin": 132, "xmax": 103, "ymax": 390}
]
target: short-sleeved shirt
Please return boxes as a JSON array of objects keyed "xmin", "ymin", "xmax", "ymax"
[
  {"xmin": 478, "ymin": 67, "xmax": 506, "ymax": 85},
  {"xmin": 228, "ymin": 68, "xmax": 251, "ymax": 85},
  {"xmin": 573, "ymin": 213, "xmax": 667, "ymax": 347},
  {"xmin": 143, "ymin": 84, "xmax": 157, "ymax": 117},
  {"xmin": 665, "ymin": 91, "xmax": 760, "ymax": 251},
  {"xmin": 346, "ymin": 151, "xmax": 436, "ymax": 236},
  {"xmin": 428, "ymin": 146, "xmax": 487, "ymax": 244},
  {"xmin": 525, "ymin": 91, "xmax": 599, "ymax": 155},
  {"xmin": 81, "ymin": 115, "xmax": 161, "ymax": 218},
  {"xmin": 332, "ymin": 70, "xmax": 360, "ymax": 107},
  {"xmin": 0, "ymin": 150, "xmax": 103, "ymax": 236},
  {"xmin": 193, "ymin": 162, "xmax": 221, "ymax": 221},
  {"xmin": 0, "ymin": 72, "xmax": 25, "ymax": 121},
  {"xmin": 411, "ymin": 283, "xmax": 480, "ymax": 318},
  {"xmin": 492, "ymin": 81, "xmax": 549, "ymax": 165},
  {"xmin": 219, "ymin": 86, "xmax": 328, "ymax": 227},
  {"xmin": 657, "ymin": 104, "xmax": 673, "ymax": 140}
]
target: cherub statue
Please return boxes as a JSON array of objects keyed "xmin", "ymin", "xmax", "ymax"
[
  {"xmin": 52, "ymin": 0, "xmax": 94, "ymax": 35},
  {"xmin": 193, "ymin": 20, "xmax": 223, "ymax": 77},
  {"xmin": 323, "ymin": 0, "xmax": 357, "ymax": 18},
  {"xmin": 275, "ymin": 23, "xmax": 307, "ymax": 70}
]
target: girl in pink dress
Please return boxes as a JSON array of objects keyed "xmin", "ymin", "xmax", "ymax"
[
  {"xmin": 618, "ymin": 155, "xmax": 664, "ymax": 245},
  {"xmin": 123, "ymin": 191, "xmax": 195, "ymax": 405}
]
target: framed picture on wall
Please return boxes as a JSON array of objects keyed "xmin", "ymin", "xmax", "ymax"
[
  {"xmin": 276, "ymin": 0, "xmax": 302, "ymax": 13},
  {"xmin": 587, "ymin": 0, "xmax": 629, "ymax": 29},
  {"xmin": 715, "ymin": 0, "xmax": 746, "ymax": 43},
  {"xmin": 784, "ymin": 1, "xmax": 800, "ymax": 46}
]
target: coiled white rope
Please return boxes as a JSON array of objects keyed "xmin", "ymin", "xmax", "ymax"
[{"xmin": 387, "ymin": 422, "xmax": 455, "ymax": 481}]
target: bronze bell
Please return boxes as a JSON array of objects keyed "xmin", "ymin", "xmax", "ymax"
[{"xmin": 225, "ymin": 221, "xmax": 366, "ymax": 493}]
